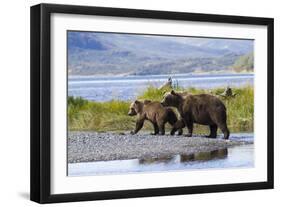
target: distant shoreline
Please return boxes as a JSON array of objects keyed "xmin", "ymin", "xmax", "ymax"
[{"xmin": 68, "ymin": 71, "xmax": 254, "ymax": 79}]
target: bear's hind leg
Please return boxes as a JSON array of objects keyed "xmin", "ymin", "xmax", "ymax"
[
  {"xmin": 207, "ymin": 125, "xmax": 217, "ymax": 138},
  {"xmin": 177, "ymin": 128, "xmax": 183, "ymax": 136},
  {"xmin": 218, "ymin": 123, "xmax": 230, "ymax": 139}
]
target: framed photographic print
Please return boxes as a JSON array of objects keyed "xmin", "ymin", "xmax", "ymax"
[{"xmin": 30, "ymin": 3, "xmax": 274, "ymax": 203}]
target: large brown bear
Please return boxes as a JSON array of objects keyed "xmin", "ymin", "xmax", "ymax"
[
  {"xmin": 161, "ymin": 90, "xmax": 230, "ymax": 139},
  {"xmin": 128, "ymin": 100, "xmax": 183, "ymax": 135}
]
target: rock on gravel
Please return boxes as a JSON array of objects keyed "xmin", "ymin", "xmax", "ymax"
[{"xmin": 68, "ymin": 131, "xmax": 252, "ymax": 163}]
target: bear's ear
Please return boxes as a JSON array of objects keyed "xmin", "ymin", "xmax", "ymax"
[
  {"xmin": 143, "ymin": 100, "xmax": 151, "ymax": 104},
  {"xmin": 171, "ymin": 90, "xmax": 180, "ymax": 97},
  {"xmin": 134, "ymin": 100, "xmax": 140, "ymax": 104}
]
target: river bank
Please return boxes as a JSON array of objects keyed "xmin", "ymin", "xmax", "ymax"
[{"xmin": 68, "ymin": 131, "xmax": 253, "ymax": 163}]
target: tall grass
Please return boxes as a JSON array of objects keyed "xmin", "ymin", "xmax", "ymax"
[
  {"xmin": 68, "ymin": 98, "xmax": 135, "ymax": 131},
  {"xmin": 68, "ymin": 85, "xmax": 253, "ymax": 133},
  {"xmin": 138, "ymin": 85, "xmax": 254, "ymax": 133}
]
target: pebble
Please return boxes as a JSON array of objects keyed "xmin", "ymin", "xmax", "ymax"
[{"xmin": 68, "ymin": 131, "xmax": 252, "ymax": 163}]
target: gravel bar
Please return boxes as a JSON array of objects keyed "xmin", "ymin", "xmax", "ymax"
[{"xmin": 68, "ymin": 131, "xmax": 253, "ymax": 163}]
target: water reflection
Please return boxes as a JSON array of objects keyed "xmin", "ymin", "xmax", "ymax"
[
  {"xmin": 68, "ymin": 144, "xmax": 254, "ymax": 176},
  {"xmin": 139, "ymin": 156, "xmax": 174, "ymax": 164},
  {"xmin": 139, "ymin": 149, "xmax": 228, "ymax": 165}
]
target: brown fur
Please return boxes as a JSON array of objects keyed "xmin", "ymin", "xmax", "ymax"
[
  {"xmin": 161, "ymin": 90, "xmax": 230, "ymax": 139},
  {"xmin": 128, "ymin": 100, "xmax": 183, "ymax": 135}
]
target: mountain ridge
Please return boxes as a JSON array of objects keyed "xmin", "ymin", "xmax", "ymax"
[{"xmin": 67, "ymin": 32, "xmax": 254, "ymax": 75}]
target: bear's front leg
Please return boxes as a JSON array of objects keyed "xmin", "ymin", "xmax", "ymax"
[
  {"xmin": 131, "ymin": 119, "xmax": 144, "ymax": 135},
  {"xmin": 150, "ymin": 123, "xmax": 159, "ymax": 135},
  {"xmin": 157, "ymin": 121, "xmax": 165, "ymax": 135},
  {"xmin": 206, "ymin": 124, "xmax": 218, "ymax": 138},
  {"xmin": 170, "ymin": 119, "xmax": 185, "ymax": 135}
]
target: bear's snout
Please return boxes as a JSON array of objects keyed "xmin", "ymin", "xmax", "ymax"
[
  {"xmin": 128, "ymin": 109, "xmax": 137, "ymax": 116},
  {"xmin": 160, "ymin": 101, "xmax": 167, "ymax": 106}
]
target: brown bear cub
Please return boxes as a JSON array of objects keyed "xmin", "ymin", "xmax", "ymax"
[
  {"xmin": 161, "ymin": 90, "xmax": 230, "ymax": 139},
  {"xmin": 128, "ymin": 100, "xmax": 183, "ymax": 135}
]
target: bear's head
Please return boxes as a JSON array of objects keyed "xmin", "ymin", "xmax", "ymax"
[
  {"xmin": 128, "ymin": 100, "xmax": 143, "ymax": 116},
  {"xmin": 143, "ymin": 100, "xmax": 152, "ymax": 105},
  {"xmin": 161, "ymin": 90, "xmax": 182, "ymax": 107}
]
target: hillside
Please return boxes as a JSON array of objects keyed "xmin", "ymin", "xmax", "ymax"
[
  {"xmin": 233, "ymin": 52, "xmax": 254, "ymax": 72},
  {"xmin": 67, "ymin": 31, "xmax": 254, "ymax": 75}
]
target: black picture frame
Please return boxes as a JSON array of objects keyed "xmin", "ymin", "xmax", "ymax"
[{"xmin": 30, "ymin": 3, "xmax": 274, "ymax": 204}]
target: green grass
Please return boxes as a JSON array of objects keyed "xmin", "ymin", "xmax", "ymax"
[
  {"xmin": 68, "ymin": 97, "xmax": 135, "ymax": 131},
  {"xmin": 68, "ymin": 85, "xmax": 254, "ymax": 133},
  {"xmin": 138, "ymin": 85, "xmax": 254, "ymax": 133}
]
